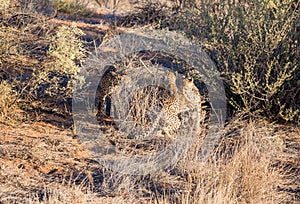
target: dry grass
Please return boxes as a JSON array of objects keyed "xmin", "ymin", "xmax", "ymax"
[
  {"xmin": 1, "ymin": 118, "xmax": 298, "ymax": 203},
  {"xmin": 26, "ymin": 184, "xmax": 138, "ymax": 204},
  {"xmin": 148, "ymin": 118, "xmax": 298, "ymax": 204},
  {"xmin": 179, "ymin": 120, "xmax": 291, "ymax": 203}
]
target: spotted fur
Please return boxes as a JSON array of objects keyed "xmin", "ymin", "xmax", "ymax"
[{"xmin": 96, "ymin": 66, "xmax": 124, "ymax": 119}]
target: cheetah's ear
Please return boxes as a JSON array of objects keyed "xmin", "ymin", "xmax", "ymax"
[
  {"xmin": 187, "ymin": 72, "xmax": 195, "ymax": 82},
  {"xmin": 183, "ymin": 73, "xmax": 194, "ymax": 83},
  {"xmin": 106, "ymin": 65, "xmax": 116, "ymax": 72},
  {"xmin": 110, "ymin": 71, "xmax": 118, "ymax": 76}
]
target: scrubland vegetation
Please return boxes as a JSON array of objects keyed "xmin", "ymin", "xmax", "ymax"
[{"xmin": 0, "ymin": 0, "xmax": 299, "ymax": 203}]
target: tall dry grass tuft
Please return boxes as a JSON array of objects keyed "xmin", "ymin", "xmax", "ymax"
[
  {"xmin": 26, "ymin": 184, "xmax": 137, "ymax": 204},
  {"xmin": 94, "ymin": 0, "xmax": 120, "ymax": 12},
  {"xmin": 175, "ymin": 118, "xmax": 295, "ymax": 204}
]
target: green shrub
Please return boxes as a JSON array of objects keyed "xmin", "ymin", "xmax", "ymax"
[
  {"xmin": 173, "ymin": 0, "xmax": 299, "ymax": 123},
  {"xmin": 0, "ymin": 4, "xmax": 86, "ymax": 120},
  {"xmin": 46, "ymin": 24, "xmax": 85, "ymax": 76},
  {"xmin": 44, "ymin": 23, "xmax": 86, "ymax": 98}
]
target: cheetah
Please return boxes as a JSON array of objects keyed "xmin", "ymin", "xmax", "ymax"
[
  {"xmin": 95, "ymin": 66, "xmax": 125, "ymax": 121},
  {"xmin": 128, "ymin": 71, "xmax": 204, "ymax": 139},
  {"xmin": 128, "ymin": 83, "xmax": 180, "ymax": 138},
  {"xmin": 160, "ymin": 74, "xmax": 207, "ymax": 138},
  {"xmin": 179, "ymin": 74, "xmax": 208, "ymax": 129},
  {"xmin": 180, "ymin": 74, "xmax": 207, "ymax": 111},
  {"xmin": 159, "ymin": 93, "xmax": 183, "ymax": 138},
  {"xmin": 96, "ymin": 67, "xmax": 205, "ymax": 139}
]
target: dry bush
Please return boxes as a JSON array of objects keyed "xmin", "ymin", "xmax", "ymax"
[
  {"xmin": 15, "ymin": 0, "xmax": 56, "ymax": 16},
  {"xmin": 94, "ymin": 0, "xmax": 120, "ymax": 11},
  {"xmin": 117, "ymin": 2, "xmax": 175, "ymax": 27},
  {"xmin": 0, "ymin": 81, "xmax": 17, "ymax": 121}
]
